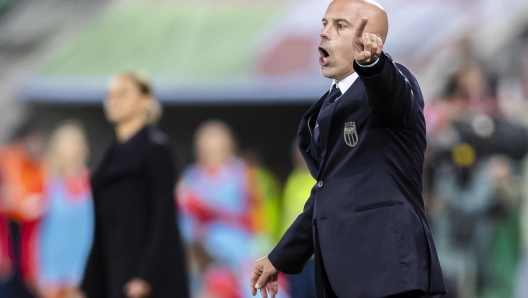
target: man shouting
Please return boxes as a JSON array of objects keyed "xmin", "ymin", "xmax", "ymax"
[{"xmin": 250, "ymin": 0, "xmax": 447, "ymax": 297}]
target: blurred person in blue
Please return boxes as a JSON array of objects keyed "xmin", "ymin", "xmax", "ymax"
[
  {"xmin": 250, "ymin": 0, "xmax": 446, "ymax": 297},
  {"xmin": 178, "ymin": 121, "xmax": 289, "ymax": 298},
  {"xmin": 281, "ymin": 140, "xmax": 316, "ymax": 298},
  {"xmin": 37, "ymin": 121, "xmax": 94, "ymax": 298},
  {"xmin": 79, "ymin": 72, "xmax": 188, "ymax": 298}
]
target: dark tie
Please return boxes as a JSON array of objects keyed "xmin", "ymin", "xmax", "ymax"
[
  {"xmin": 313, "ymin": 85, "xmax": 342, "ymax": 149},
  {"xmin": 320, "ymin": 84, "xmax": 342, "ymax": 114}
]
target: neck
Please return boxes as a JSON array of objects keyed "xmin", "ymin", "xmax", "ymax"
[
  {"xmin": 334, "ymin": 69, "xmax": 356, "ymax": 84},
  {"xmin": 115, "ymin": 116, "xmax": 147, "ymax": 143}
]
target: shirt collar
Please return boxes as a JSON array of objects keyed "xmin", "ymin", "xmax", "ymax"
[{"xmin": 331, "ymin": 72, "xmax": 359, "ymax": 95}]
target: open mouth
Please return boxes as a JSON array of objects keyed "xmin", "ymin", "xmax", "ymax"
[{"xmin": 318, "ymin": 47, "xmax": 330, "ymax": 66}]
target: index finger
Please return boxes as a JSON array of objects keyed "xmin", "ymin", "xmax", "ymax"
[
  {"xmin": 250, "ymin": 271, "xmax": 260, "ymax": 295},
  {"xmin": 355, "ymin": 17, "xmax": 368, "ymax": 37}
]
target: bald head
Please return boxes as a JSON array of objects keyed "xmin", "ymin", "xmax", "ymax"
[
  {"xmin": 331, "ymin": 0, "xmax": 388, "ymax": 41},
  {"xmin": 318, "ymin": 0, "xmax": 389, "ymax": 81}
]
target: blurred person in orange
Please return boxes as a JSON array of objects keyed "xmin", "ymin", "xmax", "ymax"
[
  {"xmin": 178, "ymin": 121, "xmax": 290, "ymax": 298},
  {"xmin": 0, "ymin": 122, "xmax": 46, "ymax": 298},
  {"xmin": 79, "ymin": 72, "xmax": 188, "ymax": 298},
  {"xmin": 37, "ymin": 121, "xmax": 94, "ymax": 298}
]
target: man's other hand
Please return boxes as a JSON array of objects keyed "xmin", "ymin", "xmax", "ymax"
[{"xmin": 250, "ymin": 256, "xmax": 279, "ymax": 298}]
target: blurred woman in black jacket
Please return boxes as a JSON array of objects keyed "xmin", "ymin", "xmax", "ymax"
[{"xmin": 80, "ymin": 72, "xmax": 188, "ymax": 298}]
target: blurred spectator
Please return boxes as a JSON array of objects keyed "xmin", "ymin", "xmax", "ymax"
[
  {"xmin": 434, "ymin": 154, "xmax": 524, "ymax": 298},
  {"xmin": 425, "ymin": 55, "xmax": 528, "ymax": 297},
  {"xmin": 37, "ymin": 121, "xmax": 94, "ymax": 298},
  {"xmin": 178, "ymin": 120, "xmax": 289, "ymax": 298},
  {"xmin": 0, "ymin": 122, "xmax": 46, "ymax": 298},
  {"xmin": 241, "ymin": 149, "xmax": 282, "ymax": 242},
  {"xmin": 485, "ymin": 156, "xmax": 523, "ymax": 298},
  {"xmin": 80, "ymin": 72, "xmax": 189, "ymax": 298},
  {"xmin": 281, "ymin": 139, "xmax": 315, "ymax": 298},
  {"xmin": 434, "ymin": 155, "xmax": 497, "ymax": 297},
  {"xmin": 514, "ymin": 23, "xmax": 528, "ymax": 298}
]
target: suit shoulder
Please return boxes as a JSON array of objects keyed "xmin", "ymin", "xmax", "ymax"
[
  {"xmin": 394, "ymin": 62, "xmax": 422, "ymax": 91},
  {"xmin": 394, "ymin": 62, "xmax": 414, "ymax": 79}
]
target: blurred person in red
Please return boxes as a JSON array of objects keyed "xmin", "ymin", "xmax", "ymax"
[
  {"xmin": 79, "ymin": 72, "xmax": 188, "ymax": 298},
  {"xmin": 37, "ymin": 121, "xmax": 94, "ymax": 298},
  {"xmin": 178, "ymin": 121, "xmax": 290, "ymax": 298},
  {"xmin": 0, "ymin": 121, "xmax": 46, "ymax": 298}
]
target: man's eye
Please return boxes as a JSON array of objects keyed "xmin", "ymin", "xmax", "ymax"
[{"xmin": 337, "ymin": 23, "xmax": 346, "ymax": 29}]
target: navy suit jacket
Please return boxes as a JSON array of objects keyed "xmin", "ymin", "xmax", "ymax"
[{"xmin": 269, "ymin": 53, "xmax": 446, "ymax": 297}]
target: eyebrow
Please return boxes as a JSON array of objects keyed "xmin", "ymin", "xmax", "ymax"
[
  {"xmin": 321, "ymin": 18, "xmax": 352, "ymax": 24},
  {"xmin": 334, "ymin": 18, "xmax": 351, "ymax": 24}
]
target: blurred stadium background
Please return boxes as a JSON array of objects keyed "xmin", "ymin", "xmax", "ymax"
[{"xmin": 1, "ymin": 0, "xmax": 528, "ymax": 297}]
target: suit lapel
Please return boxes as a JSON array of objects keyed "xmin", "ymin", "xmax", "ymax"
[
  {"xmin": 316, "ymin": 101, "xmax": 337, "ymax": 169},
  {"xmin": 317, "ymin": 78, "xmax": 364, "ymax": 170},
  {"xmin": 298, "ymin": 92, "xmax": 328, "ymax": 178},
  {"xmin": 332, "ymin": 78, "xmax": 365, "ymax": 116}
]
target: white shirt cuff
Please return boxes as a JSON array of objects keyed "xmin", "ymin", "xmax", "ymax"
[{"xmin": 358, "ymin": 58, "xmax": 380, "ymax": 68}]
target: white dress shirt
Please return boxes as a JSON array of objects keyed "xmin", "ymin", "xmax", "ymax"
[{"xmin": 330, "ymin": 57, "xmax": 380, "ymax": 97}]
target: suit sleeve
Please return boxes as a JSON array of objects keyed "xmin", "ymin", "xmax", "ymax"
[
  {"xmin": 80, "ymin": 202, "xmax": 106, "ymax": 297},
  {"xmin": 354, "ymin": 52, "xmax": 422, "ymax": 127},
  {"xmin": 136, "ymin": 142, "xmax": 179, "ymax": 283},
  {"xmin": 268, "ymin": 184, "xmax": 316, "ymax": 274}
]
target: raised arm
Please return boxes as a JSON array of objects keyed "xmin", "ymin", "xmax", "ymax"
[{"xmin": 353, "ymin": 17, "xmax": 422, "ymax": 128}]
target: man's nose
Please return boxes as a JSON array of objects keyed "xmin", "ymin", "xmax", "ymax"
[{"xmin": 319, "ymin": 25, "xmax": 331, "ymax": 40}]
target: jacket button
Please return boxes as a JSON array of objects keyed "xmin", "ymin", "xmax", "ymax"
[{"xmin": 317, "ymin": 181, "xmax": 324, "ymax": 188}]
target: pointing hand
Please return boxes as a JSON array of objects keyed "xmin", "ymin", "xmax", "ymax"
[{"xmin": 354, "ymin": 17, "xmax": 384, "ymax": 64}]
